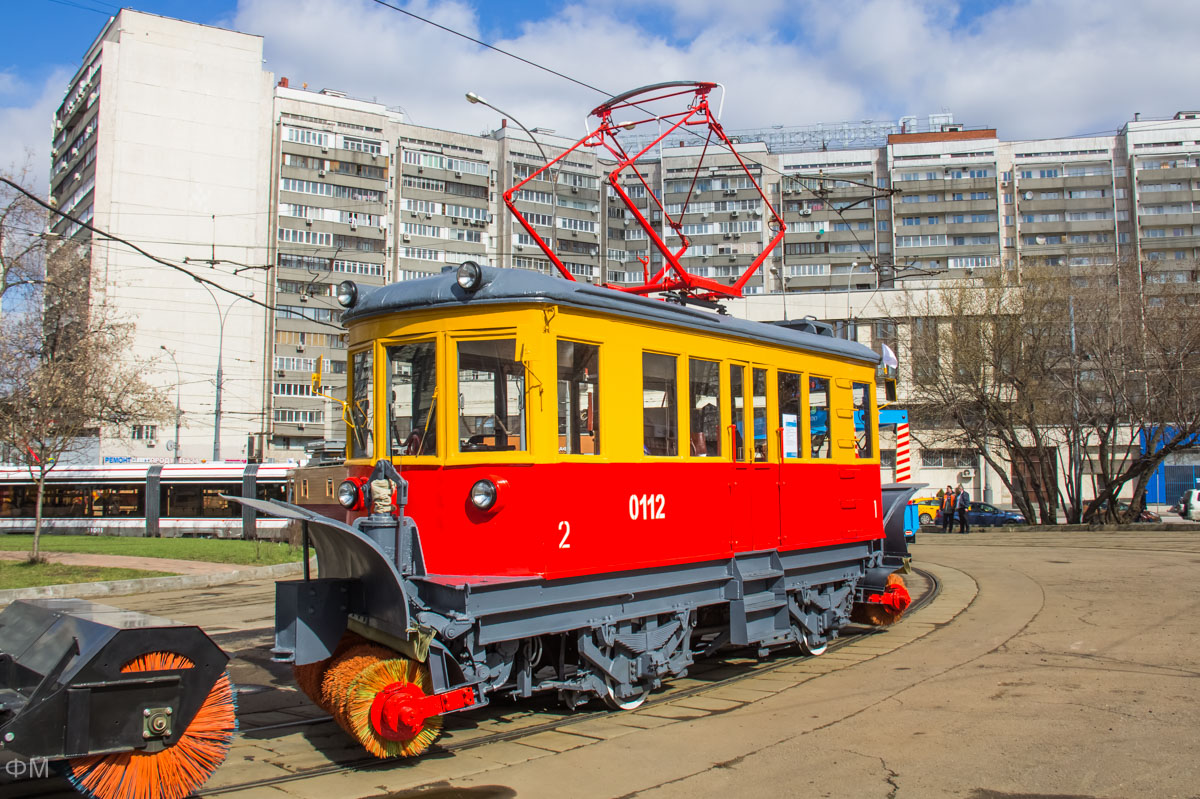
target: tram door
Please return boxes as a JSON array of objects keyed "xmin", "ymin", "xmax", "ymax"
[{"xmin": 729, "ymin": 365, "xmax": 780, "ymax": 551}]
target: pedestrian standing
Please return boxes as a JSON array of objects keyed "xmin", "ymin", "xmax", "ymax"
[
  {"xmin": 956, "ymin": 483, "xmax": 972, "ymax": 534},
  {"xmin": 940, "ymin": 485, "xmax": 956, "ymax": 533}
]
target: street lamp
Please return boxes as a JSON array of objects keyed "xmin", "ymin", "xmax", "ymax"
[
  {"xmin": 770, "ymin": 266, "xmax": 789, "ymax": 322},
  {"xmin": 465, "ymin": 92, "xmax": 556, "ymax": 271},
  {"xmin": 195, "ymin": 281, "xmax": 254, "ymax": 461},
  {"xmin": 846, "ymin": 261, "xmax": 859, "ymax": 339},
  {"xmin": 159, "ymin": 346, "xmax": 181, "ymax": 463}
]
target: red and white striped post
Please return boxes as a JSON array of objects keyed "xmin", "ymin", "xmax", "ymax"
[{"xmin": 895, "ymin": 422, "xmax": 911, "ymax": 482}]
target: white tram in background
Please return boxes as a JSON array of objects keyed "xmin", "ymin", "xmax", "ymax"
[{"xmin": 0, "ymin": 463, "xmax": 290, "ymax": 539}]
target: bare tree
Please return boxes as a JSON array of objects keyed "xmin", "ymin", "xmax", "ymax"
[
  {"xmin": 0, "ymin": 239, "xmax": 170, "ymax": 561},
  {"xmin": 0, "ymin": 161, "xmax": 49, "ymax": 304},
  {"xmin": 902, "ymin": 262, "xmax": 1200, "ymax": 525},
  {"xmin": 902, "ymin": 270, "xmax": 1070, "ymax": 524},
  {"xmin": 1069, "ymin": 262, "xmax": 1200, "ymax": 522}
]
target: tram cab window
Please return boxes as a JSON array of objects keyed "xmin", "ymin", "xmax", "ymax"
[
  {"xmin": 809, "ymin": 376, "xmax": 832, "ymax": 459},
  {"xmin": 557, "ymin": 340, "xmax": 600, "ymax": 455},
  {"xmin": 642, "ymin": 353, "xmax": 678, "ymax": 456},
  {"xmin": 689, "ymin": 359, "xmax": 721, "ymax": 457},
  {"xmin": 350, "ymin": 349, "xmax": 374, "ymax": 459},
  {"xmin": 752, "ymin": 368, "xmax": 768, "ymax": 462},
  {"xmin": 388, "ymin": 341, "xmax": 439, "ymax": 457},
  {"xmin": 853, "ymin": 381, "xmax": 873, "ymax": 458},
  {"xmin": 778, "ymin": 371, "xmax": 802, "ymax": 459},
  {"xmin": 457, "ymin": 339, "xmax": 526, "ymax": 452},
  {"xmin": 729, "ymin": 365, "xmax": 745, "ymax": 461}
]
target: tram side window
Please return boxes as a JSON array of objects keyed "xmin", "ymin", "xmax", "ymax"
[
  {"xmin": 643, "ymin": 353, "xmax": 678, "ymax": 456},
  {"xmin": 256, "ymin": 482, "xmax": 287, "ymax": 503},
  {"xmin": 689, "ymin": 358, "xmax": 721, "ymax": 457},
  {"xmin": 809, "ymin": 376, "xmax": 832, "ymax": 459},
  {"xmin": 778, "ymin": 371, "xmax": 802, "ymax": 459},
  {"xmin": 388, "ymin": 341, "xmax": 439, "ymax": 457},
  {"xmin": 350, "ymin": 349, "xmax": 374, "ymax": 459},
  {"xmin": 752, "ymin": 368, "xmax": 768, "ymax": 462},
  {"xmin": 0, "ymin": 484, "xmax": 143, "ymax": 518},
  {"xmin": 853, "ymin": 381, "xmax": 873, "ymax": 458},
  {"xmin": 729, "ymin": 365, "xmax": 745, "ymax": 461},
  {"xmin": 457, "ymin": 339, "xmax": 527, "ymax": 452},
  {"xmin": 163, "ymin": 484, "xmax": 239, "ymax": 518},
  {"xmin": 557, "ymin": 340, "xmax": 600, "ymax": 455}
]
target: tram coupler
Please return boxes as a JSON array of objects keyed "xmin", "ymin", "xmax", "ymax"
[{"xmin": 0, "ymin": 598, "xmax": 227, "ymax": 762}]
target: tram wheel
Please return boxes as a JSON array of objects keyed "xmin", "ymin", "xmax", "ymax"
[
  {"xmin": 798, "ymin": 630, "xmax": 829, "ymax": 657},
  {"xmin": 602, "ymin": 679, "xmax": 650, "ymax": 711}
]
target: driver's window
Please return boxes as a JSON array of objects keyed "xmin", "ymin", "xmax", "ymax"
[
  {"xmin": 387, "ymin": 341, "xmax": 438, "ymax": 457},
  {"xmin": 349, "ymin": 349, "xmax": 373, "ymax": 459},
  {"xmin": 457, "ymin": 339, "xmax": 527, "ymax": 452}
]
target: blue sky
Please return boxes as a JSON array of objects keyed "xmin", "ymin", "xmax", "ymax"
[{"xmin": 4, "ymin": 0, "xmax": 1200, "ymax": 194}]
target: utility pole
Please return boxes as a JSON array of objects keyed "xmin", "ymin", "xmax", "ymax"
[{"xmin": 1069, "ymin": 295, "xmax": 1083, "ymax": 521}]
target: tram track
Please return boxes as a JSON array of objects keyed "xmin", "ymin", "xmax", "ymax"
[{"xmin": 192, "ymin": 566, "xmax": 940, "ymax": 797}]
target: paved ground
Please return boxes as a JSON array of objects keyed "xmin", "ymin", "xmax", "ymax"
[
  {"xmin": 7, "ymin": 528, "xmax": 1200, "ymax": 799},
  {"xmin": 0, "ymin": 550, "xmax": 233, "ymax": 575}
]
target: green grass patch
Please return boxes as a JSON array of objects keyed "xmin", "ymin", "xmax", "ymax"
[
  {"xmin": 0, "ymin": 560, "xmax": 175, "ymax": 590},
  {"xmin": 0, "ymin": 535, "xmax": 302, "ymax": 565}
]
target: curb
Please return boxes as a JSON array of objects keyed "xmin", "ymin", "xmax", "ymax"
[{"xmin": 0, "ymin": 560, "xmax": 312, "ymax": 606}]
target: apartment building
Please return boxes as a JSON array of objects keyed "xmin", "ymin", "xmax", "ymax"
[
  {"xmin": 269, "ymin": 86, "xmax": 398, "ymax": 454},
  {"xmin": 49, "ymin": 11, "xmax": 275, "ymax": 464},
  {"xmin": 50, "ymin": 10, "xmax": 1200, "ymax": 468}
]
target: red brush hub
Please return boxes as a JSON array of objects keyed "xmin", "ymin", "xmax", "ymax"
[
  {"xmin": 868, "ymin": 582, "xmax": 912, "ymax": 615},
  {"xmin": 369, "ymin": 683, "xmax": 476, "ymax": 741}
]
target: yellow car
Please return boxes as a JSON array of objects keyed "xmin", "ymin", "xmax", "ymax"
[{"xmin": 912, "ymin": 497, "xmax": 943, "ymax": 526}]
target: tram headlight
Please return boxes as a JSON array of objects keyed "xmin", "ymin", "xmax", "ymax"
[
  {"xmin": 469, "ymin": 478, "xmax": 497, "ymax": 511},
  {"xmin": 336, "ymin": 280, "xmax": 359, "ymax": 308},
  {"xmin": 337, "ymin": 479, "xmax": 361, "ymax": 509},
  {"xmin": 456, "ymin": 261, "xmax": 484, "ymax": 293}
]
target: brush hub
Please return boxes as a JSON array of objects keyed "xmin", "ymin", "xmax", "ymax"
[
  {"xmin": 370, "ymin": 683, "xmax": 428, "ymax": 741},
  {"xmin": 369, "ymin": 680, "xmax": 478, "ymax": 742}
]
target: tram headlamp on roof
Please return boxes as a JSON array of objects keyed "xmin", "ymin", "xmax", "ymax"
[
  {"xmin": 336, "ymin": 280, "xmax": 359, "ymax": 308},
  {"xmin": 456, "ymin": 261, "xmax": 484, "ymax": 293}
]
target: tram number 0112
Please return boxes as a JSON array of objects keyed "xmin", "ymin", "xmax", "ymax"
[{"xmin": 629, "ymin": 493, "xmax": 666, "ymax": 521}]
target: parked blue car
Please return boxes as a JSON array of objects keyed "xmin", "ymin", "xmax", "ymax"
[{"xmin": 936, "ymin": 502, "xmax": 1025, "ymax": 528}]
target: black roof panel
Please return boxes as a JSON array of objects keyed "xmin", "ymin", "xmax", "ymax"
[{"xmin": 342, "ymin": 266, "xmax": 880, "ymax": 365}]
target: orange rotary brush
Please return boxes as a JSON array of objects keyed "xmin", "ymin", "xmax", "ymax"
[
  {"xmin": 317, "ymin": 642, "xmax": 471, "ymax": 759},
  {"xmin": 851, "ymin": 573, "xmax": 912, "ymax": 626},
  {"xmin": 293, "ymin": 631, "xmax": 368, "ymax": 710},
  {"xmin": 65, "ymin": 652, "xmax": 237, "ymax": 799},
  {"xmin": 344, "ymin": 657, "xmax": 444, "ymax": 758}
]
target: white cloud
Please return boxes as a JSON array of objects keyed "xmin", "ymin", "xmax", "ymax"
[
  {"xmin": 233, "ymin": 0, "xmax": 869, "ymax": 139},
  {"xmin": 0, "ymin": 68, "xmax": 68, "ymax": 197},
  {"xmin": 0, "ymin": 71, "xmax": 24, "ymax": 96},
  {"xmin": 808, "ymin": 0, "xmax": 1200, "ymax": 138},
  {"xmin": 232, "ymin": 0, "xmax": 1200, "ymax": 141}
]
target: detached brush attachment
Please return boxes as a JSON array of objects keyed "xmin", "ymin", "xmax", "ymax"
[{"xmin": 0, "ymin": 599, "xmax": 233, "ymax": 799}]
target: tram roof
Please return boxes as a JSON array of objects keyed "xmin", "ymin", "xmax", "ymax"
[
  {"xmin": 0, "ymin": 463, "xmax": 292, "ymax": 483},
  {"xmin": 344, "ymin": 266, "xmax": 881, "ymax": 365}
]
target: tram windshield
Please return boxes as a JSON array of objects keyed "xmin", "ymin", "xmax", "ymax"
[
  {"xmin": 350, "ymin": 349, "xmax": 374, "ymax": 459},
  {"xmin": 457, "ymin": 339, "xmax": 527, "ymax": 452},
  {"xmin": 388, "ymin": 341, "xmax": 438, "ymax": 457}
]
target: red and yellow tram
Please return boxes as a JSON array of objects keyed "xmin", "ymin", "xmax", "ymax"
[{"xmin": 0, "ymin": 82, "xmax": 915, "ymax": 799}]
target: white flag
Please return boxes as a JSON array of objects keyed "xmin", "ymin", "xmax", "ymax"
[{"xmin": 881, "ymin": 343, "xmax": 899, "ymax": 370}]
